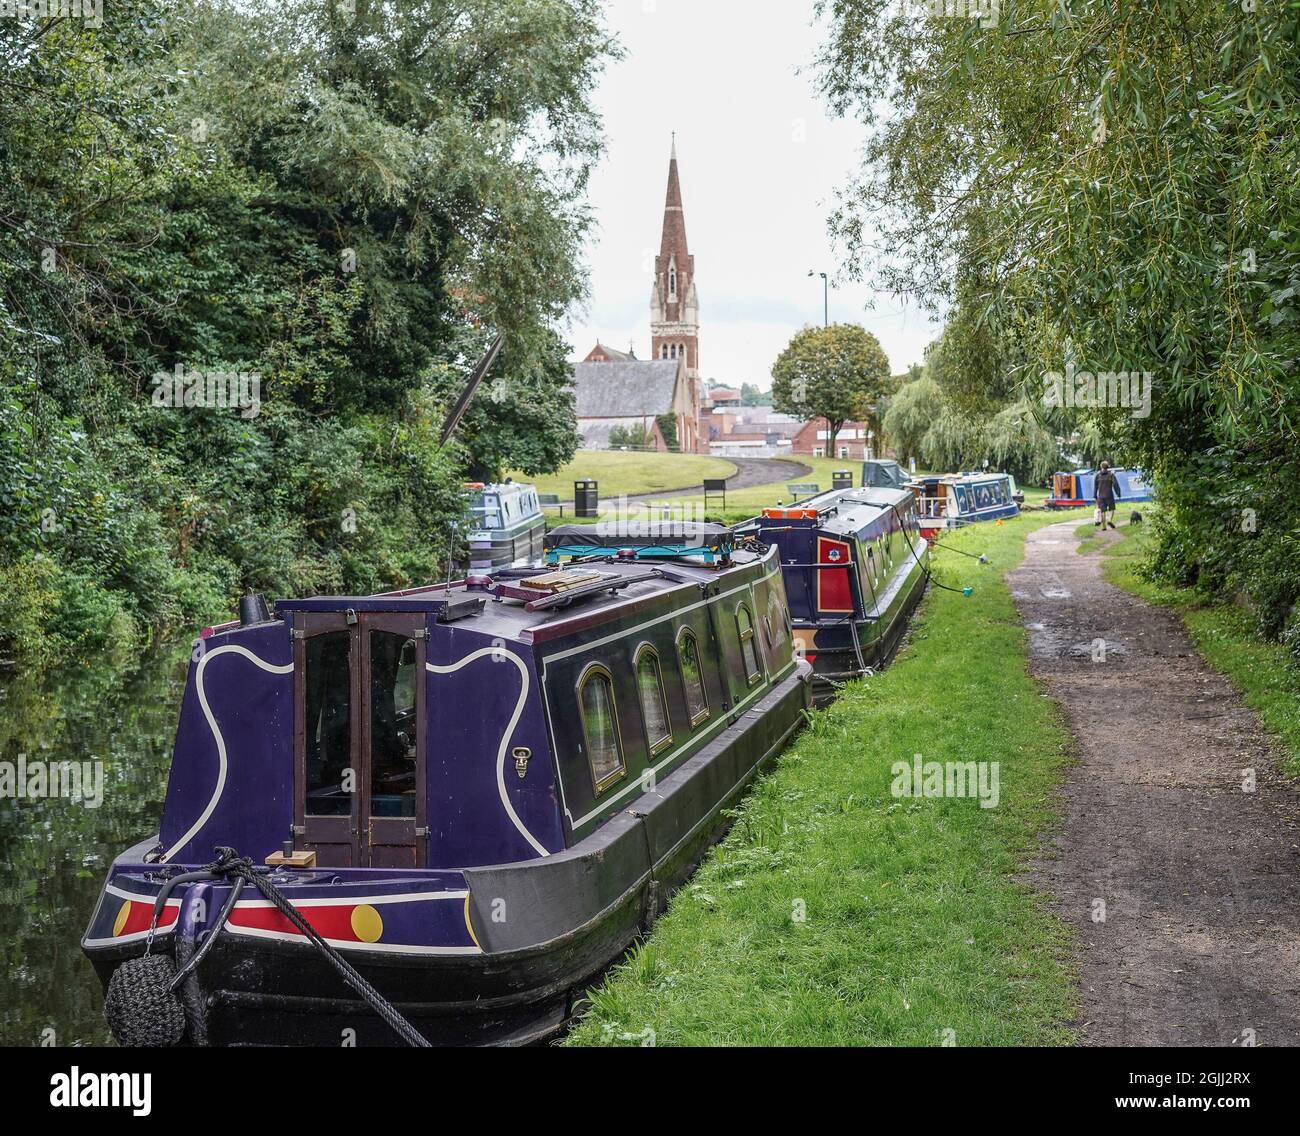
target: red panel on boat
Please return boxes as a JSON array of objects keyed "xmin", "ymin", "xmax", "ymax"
[{"xmin": 817, "ymin": 537, "xmax": 854, "ymax": 613}]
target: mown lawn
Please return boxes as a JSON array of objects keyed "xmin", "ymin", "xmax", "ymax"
[
  {"xmin": 1082, "ymin": 511, "xmax": 1300, "ymax": 777},
  {"xmin": 566, "ymin": 510, "xmax": 1077, "ymax": 1046},
  {"xmin": 506, "ymin": 450, "xmax": 735, "ymax": 499}
]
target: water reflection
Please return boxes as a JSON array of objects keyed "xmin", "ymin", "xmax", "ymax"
[{"xmin": 0, "ymin": 643, "xmax": 189, "ymax": 1046}]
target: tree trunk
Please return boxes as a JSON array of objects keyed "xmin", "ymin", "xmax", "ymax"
[{"xmin": 826, "ymin": 419, "xmax": 842, "ymax": 460}]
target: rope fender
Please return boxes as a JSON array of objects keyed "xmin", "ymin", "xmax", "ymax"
[{"xmin": 105, "ymin": 847, "xmax": 430, "ymax": 1047}]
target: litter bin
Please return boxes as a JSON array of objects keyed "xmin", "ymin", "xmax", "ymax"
[
  {"xmin": 574, "ymin": 479, "xmax": 598, "ymax": 519},
  {"xmin": 833, "ymin": 469, "xmax": 853, "ymax": 490}
]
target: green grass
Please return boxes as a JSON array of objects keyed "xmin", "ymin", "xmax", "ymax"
[
  {"xmin": 566, "ymin": 510, "xmax": 1077, "ymax": 1046},
  {"xmin": 1081, "ymin": 510, "xmax": 1300, "ymax": 777},
  {"xmin": 506, "ymin": 450, "xmax": 736, "ymax": 499}
]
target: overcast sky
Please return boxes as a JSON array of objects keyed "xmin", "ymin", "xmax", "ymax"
[{"xmin": 564, "ymin": 0, "xmax": 943, "ymax": 389}]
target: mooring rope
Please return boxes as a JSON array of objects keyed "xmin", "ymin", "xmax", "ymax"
[{"xmin": 125, "ymin": 846, "xmax": 430, "ymax": 1047}]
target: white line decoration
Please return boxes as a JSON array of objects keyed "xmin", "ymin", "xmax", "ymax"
[
  {"xmin": 426, "ymin": 648, "xmax": 550, "ymax": 857},
  {"xmin": 160, "ymin": 645, "xmax": 294, "ymax": 863}
]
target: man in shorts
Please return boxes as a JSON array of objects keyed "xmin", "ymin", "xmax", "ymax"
[{"xmin": 1094, "ymin": 461, "xmax": 1119, "ymax": 529}]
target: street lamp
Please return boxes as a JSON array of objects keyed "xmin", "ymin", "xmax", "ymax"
[{"xmin": 807, "ymin": 270, "xmax": 828, "ymax": 327}]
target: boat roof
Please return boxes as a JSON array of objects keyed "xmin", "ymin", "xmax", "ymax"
[
  {"xmin": 753, "ymin": 486, "xmax": 914, "ymax": 536},
  {"xmin": 272, "ymin": 541, "xmax": 774, "ymax": 646}
]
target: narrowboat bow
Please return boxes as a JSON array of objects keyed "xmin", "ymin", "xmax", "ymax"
[{"xmin": 84, "ymin": 530, "xmax": 811, "ymax": 1046}]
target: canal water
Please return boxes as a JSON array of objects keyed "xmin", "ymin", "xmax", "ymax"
[{"xmin": 0, "ymin": 643, "xmax": 189, "ymax": 1046}]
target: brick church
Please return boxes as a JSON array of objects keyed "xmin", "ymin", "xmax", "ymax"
[{"xmin": 572, "ymin": 139, "xmax": 704, "ymax": 453}]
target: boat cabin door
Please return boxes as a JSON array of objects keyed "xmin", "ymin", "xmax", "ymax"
[{"xmin": 293, "ymin": 611, "xmax": 427, "ymax": 868}]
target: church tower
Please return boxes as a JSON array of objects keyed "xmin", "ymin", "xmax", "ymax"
[{"xmin": 650, "ymin": 136, "xmax": 700, "ymax": 379}]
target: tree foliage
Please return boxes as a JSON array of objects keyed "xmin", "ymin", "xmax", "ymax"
[
  {"xmin": 0, "ymin": 1, "xmax": 616, "ymax": 668},
  {"xmin": 770, "ymin": 322, "xmax": 890, "ymax": 455},
  {"xmin": 817, "ymin": 0, "xmax": 1300, "ymax": 633}
]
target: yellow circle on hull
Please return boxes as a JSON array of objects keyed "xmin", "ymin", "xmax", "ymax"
[
  {"xmin": 112, "ymin": 901, "xmax": 131, "ymax": 937},
  {"xmin": 350, "ymin": 904, "xmax": 383, "ymax": 943}
]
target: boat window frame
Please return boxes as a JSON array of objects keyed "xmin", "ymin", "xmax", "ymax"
[
  {"xmin": 735, "ymin": 601, "xmax": 762, "ymax": 685},
  {"xmin": 633, "ymin": 642, "xmax": 674, "ymax": 756},
  {"xmin": 766, "ymin": 592, "xmax": 789, "ymax": 649},
  {"xmin": 576, "ymin": 662, "xmax": 627, "ymax": 794},
  {"xmin": 675, "ymin": 626, "xmax": 711, "ymax": 727}
]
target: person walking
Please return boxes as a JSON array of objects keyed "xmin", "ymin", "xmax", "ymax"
[{"xmin": 1094, "ymin": 461, "xmax": 1119, "ymax": 529}]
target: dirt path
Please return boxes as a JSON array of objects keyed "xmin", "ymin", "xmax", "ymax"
[{"xmin": 1010, "ymin": 520, "xmax": 1300, "ymax": 1046}]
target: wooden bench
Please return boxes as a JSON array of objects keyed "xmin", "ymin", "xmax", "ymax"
[
  {"xmin": 786, "ymin": 482, "xmax": 820, "ymax": 502},
  {"xmin": 537, "ymin": 493, "xmax": 565, "ymax": 517}
]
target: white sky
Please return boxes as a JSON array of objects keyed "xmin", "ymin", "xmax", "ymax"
[{"xmin": 564, "ymin": 0, "xmax": 944, "ymax": 390}]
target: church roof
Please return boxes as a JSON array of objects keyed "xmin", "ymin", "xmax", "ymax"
[{"xmin": 571, "ymin": 359, "xmax": 682, "ymax": 418}]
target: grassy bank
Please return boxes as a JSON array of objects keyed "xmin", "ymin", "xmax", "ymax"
[
  {"xmin": 1082, "ymin": 513, "xmax": 1300, "ymax": 777},
  {"xmin": 507, "ymin": 451, "xmax": 736, "ymax": 498},
  {"xmin": 567, "ymin": 511, "xmax": 1076, "ymax": 1046}
]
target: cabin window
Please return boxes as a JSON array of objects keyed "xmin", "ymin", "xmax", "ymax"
[
  {"xmin": 369, "ymin": 630, "xmax": 419, "ymax": 818},
  {"xmin": 736, "ymin": 604, "xmax": 761, "ymax": 684},
  {"xmin": 766, "ymin": 594, "xmax": 788, "ymax": 648},
  {"xmin": 676, "ymin": 629, "xmax": 710, "ymax": 725},
  {"xmin": 579, "ymin": 665, "xmax": 625, "ymax": 791},
  {"xmin": 304, "ymin": 631, "xmax": 353, "ymax": 817},
  {"xmin": 635, "ymin": 645, "xmax": 673, "ymax": 754}
]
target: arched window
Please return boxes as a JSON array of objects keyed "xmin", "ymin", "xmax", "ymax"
[
  {"xmin": 578, "ymin": 664, "xmax": 625, "ymax": 791},
  {"xmin": 635, "ymin": 645, "xmax": 672, "ymax": 754},
  {"xmin": 669, "ymin": 263, "xmax": 677, "ymax": 299},
  {"xmin": 676, "ymin": 628, "xmax": 709, "ymax": 726},
  {"xmin": 736, "ymin": 604, "xmax": 761, "ymax": 684}
]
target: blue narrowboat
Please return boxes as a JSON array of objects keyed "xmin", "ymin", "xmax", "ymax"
[
  {"xmin": 464, "ymin": 481, "xmax": 546, "ymax": 569},
  {"xmin": 1047, "ymin": 468, "xmax": 1154, "ymax": 509},
  {"xmin": 739, "ymin": 486, "xmax": 929, "ymax": 701},
  {"xmin": 911, "ymin": 471, "xmax": 1020, "ymax": 539},
  {"xmin": 83, "ymin": 530, "xmax": 811, "ymax": 1046}
]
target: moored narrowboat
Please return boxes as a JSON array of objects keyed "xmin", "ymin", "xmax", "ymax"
[
  {"xmin": 911, "ymin": 471, "xmax": 1020, "ymax": 539},
  {"xmin": 1047, "ymin": 467, "xmax": 1153, "ymax": 509},
  {"xmin": 739, "ymin": 486, "xmax": 929, "ymax": 702},
  {"xmin": 464, "ymin": 480, "xmax": 546, "ymax": 569},
  {"xmin": 83, "ymin": 530, "xmax": 811, "ymax": 1047}
]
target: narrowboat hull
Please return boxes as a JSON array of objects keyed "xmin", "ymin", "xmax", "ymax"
[
  {"xmin": 84, "ymin": 661, "xmax": 811, "ymax": 1046},
  {"xmin": 790, "ymin": 553, "xmax": 927, "ymax": 703}
]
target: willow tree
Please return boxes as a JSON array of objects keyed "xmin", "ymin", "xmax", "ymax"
[{"xmin": 816, "ymin": 0, "xmax": 1300, "ymax": 634}]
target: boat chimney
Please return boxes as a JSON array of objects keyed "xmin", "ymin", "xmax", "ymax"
[{"xmin": 238, "ymin": 592, "xmax": 271, "ymax": 627}]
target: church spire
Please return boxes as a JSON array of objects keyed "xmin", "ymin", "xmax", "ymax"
[{"xmin": 651, "ymin": 136, "xmax": 698, "ymax": 375}]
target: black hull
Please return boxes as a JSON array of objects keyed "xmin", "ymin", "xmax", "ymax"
[{"xmin": 88, "ymin": 664, "xmax": 811, "ymax": 1047}]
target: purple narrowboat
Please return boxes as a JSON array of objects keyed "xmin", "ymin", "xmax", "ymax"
[
  {"xmin": 83, "ymin": 526, "xmax": 811, "ymax": 1046},
  {"xmin": 740, "ymin": 486, "xmax": 929, "ymax": 702}
]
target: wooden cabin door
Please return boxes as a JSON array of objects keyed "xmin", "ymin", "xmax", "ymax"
[{"xmin": 294, "ymin": 611, "xmax": 427, "ymax": 868}]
